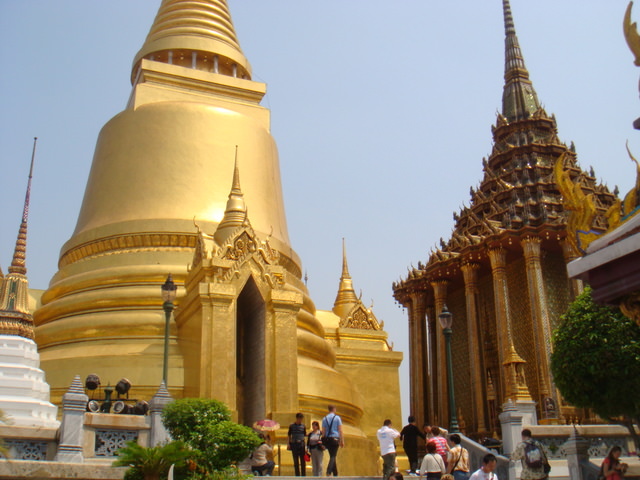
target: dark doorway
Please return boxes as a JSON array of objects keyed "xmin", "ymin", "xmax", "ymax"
[{"xmin": 236, "ymin": 276, "xmax": 266, "ymax": 425}]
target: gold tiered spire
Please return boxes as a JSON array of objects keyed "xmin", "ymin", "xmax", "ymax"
[
  {"xmin": 214, "ymin": 149, "xmax": 248, "ymax": 245},
  {"xmin": 332, "ymin": 239, "xmax": 359, "ymax": 318},
  {"xmin": 132, "ymin": 0, "xmax": 251, "ymax": 81},
  {"xmin": 0, "ymin": 138, "xmax": 37, "ymax": 339},
  {"xmin": 501, "ymin": 0, "xmax": 541, "ymax": 121}
]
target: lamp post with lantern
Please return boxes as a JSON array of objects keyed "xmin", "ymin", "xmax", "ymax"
[
  {"xmin": 161, "ymin": 274, "xmax": 177, "ymax": 386},
  {"xmin": 439, "ymin": 304, "xmax": 459, "ymax": 433}
]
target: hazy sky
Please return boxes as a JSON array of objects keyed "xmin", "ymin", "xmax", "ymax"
[{"xmin": 1, "ymin": 1, "xmax": 638, "ymax": 421}]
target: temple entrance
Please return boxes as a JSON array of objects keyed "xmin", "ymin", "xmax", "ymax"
[{"xmin": 236, "ymin": 276, "xmax": 266, "ymax": 425}]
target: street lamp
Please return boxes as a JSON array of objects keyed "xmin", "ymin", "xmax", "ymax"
[
  {"xmin": 439, "ymin": 304, "xmax": 459, "ymax": 433},
  {"xmin": 161, "ymin": 274, "xmax": 177, "ymax": 386}
]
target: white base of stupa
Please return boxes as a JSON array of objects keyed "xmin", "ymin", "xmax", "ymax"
[{"xmin": 0, "ymin": 335, "xmax": 59, "ymax": 428}]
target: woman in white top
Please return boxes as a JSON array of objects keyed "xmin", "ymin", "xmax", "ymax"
[{"xmin": 420, "ymin": 441, "xmax": 446, "ymax": 479}]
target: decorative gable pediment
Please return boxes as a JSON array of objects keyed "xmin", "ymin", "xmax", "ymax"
[{"xmin": 339, "ymin": 303, "xmax": 382, "ymax": 331}]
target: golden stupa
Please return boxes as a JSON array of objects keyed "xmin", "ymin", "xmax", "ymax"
[{"xmin": 32, "ymin": 0, "xmax": 401, "ymax": 474}]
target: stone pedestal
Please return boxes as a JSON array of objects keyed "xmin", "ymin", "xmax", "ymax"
[
  {"xmin": 499, "ymin": 400, "xmax": 523, "ymax": 456},
  {"xmin": 515, "ymin": 399, "xmax": 538, "ymax": 427},
  {"xmin": 55, "ymin": 375, "xmax": 88, "ymax": 463},
  {"xmin": 0, "ymin": 335, "xmax": 59, "ymax": 428},
  {"xmin": 563, "ymin": 429, "xmax": 591, "ymax": 480},
  {"xmin": 149, "ymin": 381, "xmax": 173, "ymax": 446}
]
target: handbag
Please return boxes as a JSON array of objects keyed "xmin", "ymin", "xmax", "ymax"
[{"xmin": 304, "ymin": 452, "xmax": 311, "ymax": 462}]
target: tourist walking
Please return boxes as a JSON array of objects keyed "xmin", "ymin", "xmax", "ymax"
[
  {"xmin": 447, "ymin": 434, "xmax": 470, "ymax": 480},
  {"xmin": 469, "ymin": 453, "xmax": 498, "ymax": 480},
  {"xmin": 511, "ymin": 429, "xmax": 550, "ymax": 480},
  {"xmin": 419, "ymin": 441, "xmax": 446, "ymax": 479},
  {"xmin": 401, "ymin": 415, "xmax": 425, "ymax": 475},
  {"xmin": 307, "ymin": 420, "xmax": 324, "ymax": 476},
  {"xmin": 322, "ymin": 405, "xmax": 344, "ymax": 476},
  {"xmin": 288, "ymin": 412, "xmax": 307, "ymax": 476},
  {"xmin": 377, "ymin": 419, "xmax": 401, "ymax": 480}
]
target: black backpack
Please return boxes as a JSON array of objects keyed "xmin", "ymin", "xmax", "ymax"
[{"xmin": 524, "ymin": 441, "xmax": 544, "ymax": 468}]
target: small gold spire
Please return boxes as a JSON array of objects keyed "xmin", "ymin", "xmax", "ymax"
[
  {"xmin": 132, "ymin": 0, "xmax": 252, "ymax": 81},
  {"xmin": 9, "ymin": 138, "xmax": 36, "ymax": 276},
  {"xmin": 214, "ymin": 146, "xmax": 248, "ymax": 245},
  {"xmin": 0, "ymin": 138, "xmax": 37, "ymax": 339},
  {"xmin": 332, "ymin": 238, "xmax": 359, "ymax": 318}
]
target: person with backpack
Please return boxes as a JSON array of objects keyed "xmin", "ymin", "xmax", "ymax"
[
  {"xmin": 511, "ymin": 429, "xmax": 550, "ymax": 479},
  {"xmin": 321, "ymin": 405, "xmax": 344, "ymax": 476}
]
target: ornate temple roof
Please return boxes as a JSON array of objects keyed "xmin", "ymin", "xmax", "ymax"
[
  {"xmin": 0, "ymin": 139, "xmax": 37, "ymax": 339},
  {"xmin": 393, "ymin": 0, "xmax": 617, "ymax": 298}
]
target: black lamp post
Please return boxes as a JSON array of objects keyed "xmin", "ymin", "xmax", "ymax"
[
  {"xmin": 161, "ymin": 274, "xmax": 177, "ymax": 386},
  {"xmin": 439, "ymin": 304, "xmax": 459, "ymax": 433}
]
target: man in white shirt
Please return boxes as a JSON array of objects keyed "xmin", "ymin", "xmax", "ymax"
[
  {"xmin": 469, "ymin": 453, "xmax": 498, "ymax": 480},
  {"xmin": 377, "ymin": 419, "xmax": 401, "ymax": 480}
]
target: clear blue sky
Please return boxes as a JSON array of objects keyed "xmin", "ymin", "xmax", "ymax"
[{"xmin": 1, "ymin": 1, "xmax": 638, "ymax": 421}]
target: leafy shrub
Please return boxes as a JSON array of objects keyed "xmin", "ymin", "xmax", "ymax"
[{"xmin": 161, "ymin": 398, "xmax": 261, "ymax": 473}]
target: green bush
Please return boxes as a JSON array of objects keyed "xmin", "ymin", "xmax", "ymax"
[
  {"xmin": 161, "ymin": 398, "xmax": 261, "ymax": 473},
  {"xmin": 161, "ymin": 398, "xmax": 231, "ymax": 446}
]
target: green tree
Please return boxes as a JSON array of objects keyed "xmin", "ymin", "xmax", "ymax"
[
  {"xmin": 161, "ymin": 398, "xmax": 260, "ymax": 474},
  {"xmin": 551, "ymin": 286, "xmax": 640, "ymax": 453}
]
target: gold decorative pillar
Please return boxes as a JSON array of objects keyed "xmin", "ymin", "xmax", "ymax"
[
  {"xmin": 487, "ymin": 247, "xmax": 531, "ymax": 402},
  {"xmin": 430, "ymin": 279, "xmax": 449, "ymax": 427},
  {"xmin": 407, "ymin": 290, "xmax": 429, "ymax": 423},
  {"xmin": 561, "ymin": 240, "xmax": 584, "ymax": 299},
  {"xmin": 521, "ymin": 236, "xmax": 559, "ymax": 421},
  {"xmin": 461, "ymin": 262, "xmax": 487, "ymax": 432},
  {"xmin": 269, "ymin": 289, "xmax": 303, "ymax": 424},
  {"xmin": 178, "ymin": 282, "xmax": 237, "ymax": 406}
]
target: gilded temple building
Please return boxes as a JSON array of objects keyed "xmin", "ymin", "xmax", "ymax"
[
  {"xmin": 393, "ymin": 0, "xmax": 617, "ymax": 435},
  {"xmin": 23, "ymin": 0, "xmax": 400, "ymax": 474}
]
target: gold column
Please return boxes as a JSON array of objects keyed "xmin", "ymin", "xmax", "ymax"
[
  {"xmin": 269, "ymin": 289, "xmax": 303, "ymax": 424},
  {"xmin": 487, "ymin": 247, "xmax": 531, "ymax": 402},
  {"xmin": 425, "ymin": 302, "xmax": 437, "ymax": 424},
  {"xmin": 561, "ymin": 240, "xmax": 584, "ymax": 299},
  {"xmin": 408, "ymin": 290, "xmax": 428, "ymax": 423},
  {"xmin": 199, "ymin": 284, "xmax": 237, "ymax": 407},
  {"xmin": 430, "ymin": 280, "xmax": 449, "ymax": 427},
  {"xmin": 461, "ymin": 262, "xmax": 487, "ymax": 432},
  {"xmin": 521, "ymin": 239, "xmax": 550, "ymax": 388}
]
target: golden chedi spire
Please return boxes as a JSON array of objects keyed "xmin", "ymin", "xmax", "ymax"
[
  {"xmin": 501, "ymin": 0, "xmax": 541, "ymax": 122},
  {"xmin": 35, "ymin": 0, "xmax": 295, "ymax": 399},
  {"xmin": 132, "ymin": 0, "xmax": 251, "ymax": 82},
  {"xmin": 0, "ymin": 138, "xmax": 37, "ymax": 339},
  {"xmin": 332, "ymin": 239, "xmax": 359, "ymax": 318}
]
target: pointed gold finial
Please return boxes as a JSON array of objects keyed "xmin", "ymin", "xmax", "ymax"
[
  {"xmin": 214, "ymin": 146, "xmax": 247, "ymax": 244},
  {"xmin": 0, "ymin": 138, "xmax": 37, "ymax": 339},
  {"xmin": 332, "ymin": 238, "xmax": 359, "ymax": 318},
  {"xmin": 501, "ymin": 0, "xmax": 540, "ymax": 121},
  {"xmin": 9, "ymin": 138, "xmax": 37, "ymax": 275},
  {"xmin": 132, "ymin": 0, "xmax": 251, "ymax": 81}
]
